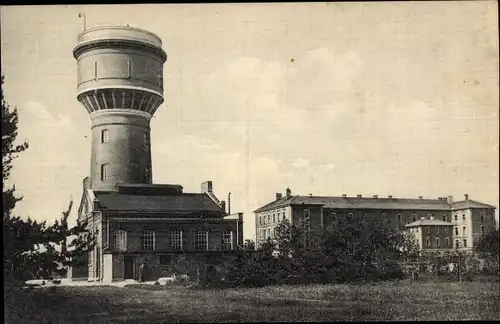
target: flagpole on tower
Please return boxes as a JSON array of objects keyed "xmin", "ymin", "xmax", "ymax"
[{"xmin": 78, "ymin": 13, "xmax": 87, "ymax": 31}]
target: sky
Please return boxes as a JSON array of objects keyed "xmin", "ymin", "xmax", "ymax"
[{"xmin": 1, "ymin": 2, "xmax": 499, "ymax": 241}]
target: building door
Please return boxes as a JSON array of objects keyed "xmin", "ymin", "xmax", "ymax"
[{"xmin": 124, "ymin": 256, "xmax": 134, "ymax": 279}]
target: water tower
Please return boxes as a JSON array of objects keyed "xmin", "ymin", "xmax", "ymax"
[{"xmin": 73, "ymin": 26, "xmax": 167, "ymax": 191}]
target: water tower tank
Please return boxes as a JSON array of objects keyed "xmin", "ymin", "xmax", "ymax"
[{"xmin": 73, "ymin": 26, "xmax": 167, "ymax": 191}]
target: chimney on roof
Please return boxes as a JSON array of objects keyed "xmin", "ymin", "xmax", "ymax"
[
  {"xmin": 285, "ymin": 187, "xmax": 292, "ymax": 199},
  {"xmin": 388, "ymin": 195, "xmax": 393, "ymax": 199},
  {"xmin": 419, "ymin": 196, "xmax": 423, "ymax": 199},
  {"xmin": 220, "ymin": 201, "xmax": 226, "ymax": 214},
  {"xmin": 357, "ymin": 194, "xmax": 362, "ymax": 198},
  {"xmin": 201, "ymin": 181, "xmax": 213, "ymax": 193},
  {"xmin": 276, "ymin": 193, "xmax": 282, "ymax": 200},
  {"xmin": 309, "ymin": 193, "xmax": 313, "ymax": 197},
  {"xmin": 342, "ymin": 194, "xmax": 347, "ymax": 198},
  {"xmin": 446, "ymin": 196, "xmax": 453, "ymax": 204},
  {"xmin": 438, "ymin": 197, "xmax": 442, "ymax": 200},
  {"xmin": 421, "ymin": 216, "xmax": 425, "ymax": 220},
  {"xmin": 464, "ymin": 194, "xmax": 469, "ymax": 201},
  {"xmin": 373, "ymin": 195, "xmax": 378, "ymax": 198}
]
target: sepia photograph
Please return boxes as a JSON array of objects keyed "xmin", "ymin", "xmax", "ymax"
[{"xmin": 2, "ymin": 2, "xmax": 499, "ymax": 323}]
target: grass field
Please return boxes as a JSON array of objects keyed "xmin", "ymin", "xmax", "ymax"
[{"xmin": 5, "ymin": 280, "xmax": 500, "ymax": 323}]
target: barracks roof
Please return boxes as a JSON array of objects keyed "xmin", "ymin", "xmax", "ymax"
[
  {"xmin": 254, "ymin": 195, "xmax": 496, "ymax": 213},
  {"xmin": 405, "ymin": 219, "xmax": 454, "ymax": 227}
]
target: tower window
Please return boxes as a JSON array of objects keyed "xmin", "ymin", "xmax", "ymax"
[
  {"xmin": 463, "ymin": 239, "xmax": 467, "ymax": 247},
  {"xmin": 454, "ymin": 227, "xmax": 458, "ymax": 235},
  {"xmin": 101, "ymin": 129, "xmax": 108, "ymax": 143},
  {"xmin": 141, "ymin": 229, "xmax": 155, "ymax": 251},
  {"xmin": 454, "ymin": 214, "xmax": 458, "ymax": 221},
  {"xmin": 462, "ymin": 214, "xmax": 466, "ymax": 222},
  {"xmin": 157, "ymin": 68, "xmax": 163, "ymax": 86},
  {"xmin": 100, "ymin": 163, "xmax": 109, "ymax": 181},
  {"xmin": 127, "ymin": 60, "xmax": 132, "ymax": 78}
]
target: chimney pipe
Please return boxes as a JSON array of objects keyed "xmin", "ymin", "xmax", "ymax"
[
  {"xmin": 276, "ymin": 193, "xmax": 282, "ymax": 200},
  {"xmin": 464, "ymin": 194, "xmax": 469, "ymax": 201},
  {"xmin": 342, "ymin": 194, "xmax": 347, "ymax": 198},
  {"xmin": 228, "ymin": 192, "xmax": 231, "ymax": 215},
  {"xmin": 373, "ymin": 195, "xmax": 378, "ymax": 198},
  {"xmin": 309, "ymin": 193, "xmax": 313, "ymax": 197},
  {"xmin": 446, "ymin": 196, "xmax": 453, "ymax": 204},
  {"xmin": 357, "ymin": 194, "xmax": 362, "ymax": 198},
  {"xmin": 419, "ymin": 196, "xmax": 423, "ymax": 199},
  {"xmin": 285, "ymin": 187, "xmax": 292, "ymax": 199},
  {"xmin": 220, "ymin": 201, "xmax": 226, "ymax": 214},
  {"xmin": 388, "ymin": 195, "xmax": 393, "ymax": 199}
]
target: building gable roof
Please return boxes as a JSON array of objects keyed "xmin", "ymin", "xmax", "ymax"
[
  {"xmin": 94, "ymin": 191, "xmax": 223, "ymax": 214},
  {"xmin": 254, "ymin": 195, "xmax": 496, "ymax": 213},
  {"xmin": 450, "ymin": 199, "xmax": 496, "ymax": 210}
]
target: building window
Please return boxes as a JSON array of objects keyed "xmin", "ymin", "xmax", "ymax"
[
  {"xmin": 100, "ymin": 163, "xmax": 109, "ymax": 181},
  {"xmin": 481, "ymin": 225, "xmax": 485, "ymax": 234},
  {"xmin": 412, "ymin": 214, "xmax": 417, "ymax": 222},
  {"xmin": 141, "ymin": 229, "xmax": 155, "ymax": 251},
  {"xmin": 454, "ymin": 227, "xmax": 458, "ymax": 235},
  {"xmin": 455, "ymin": 240, "xmax": 460, "ymax": 249},
  {"xmin": 381, "ymin": 213, "xmax": 386, "ymax": 222},
  {"xmin": 446, "ymin": 238, "xmax": 450, "ymax": 247},
  {"xmin": 397, "ymin": 214, "xmax": 402, "ymax": 222},
  {"xmin": 101, "ymin": 129, "xmax": 109, "ymax": 143},
  {"xmin": 441, "ymin": 214, "xmax": 446, "ymax": 222},
  {"xmin": 331, "ymin": 212, "xmax": 336, "ymax": 223},
  {"xmin": 194, "ymin": 229, "xmax": 209, "ymax": 250},
  {"xmin": 267, "ymin": 214, "xmax": 270, "ymax": 223},
  {"xmin": 304, "ymin": 209, "xmax": 310, "ymax": 220},
  {"xmin": 282, "ymin": 211, "xmax": 286, "ymax": 220},
  {"xmin": 273, "ymin": 213, "xmax": 276, "ymax": 223},
  {"xmin": 277, "ymin": 213, "xmax": 281, "ymax": 222},
  {"xmin": 435, "ymin": 226, "xmax": 439, "ymax": 234},
  {"xmin": 113, "ymin": 230, "xmax": 127, "ymax": 252},
  {"xmin": 427, "ymin": 226, "xmax": 430, "ymax": 234},
  {"xmin": 273, "ymin": 227, "xmax": 277, "ymax": 238},
  {"xmin": 480, "ymin": 214, "xmax": 485, "ymax": 223},
  {"xmin": 444, "ymin": 227, "xmax": 449, "ymax": 234},
  {"xmin": 169, "ymin": 229, "xmax": 182, "ymax": 250},
  {"xmin": 436, "ymin": 238, "xmax": 440, "ymax": 247},
  {"xmin": 267, "ymin": 228, "xmax": 271, "ymax": 238},
  {"xmin": 348, "ymin": 212, "xmax": 354, "ymax": 220},
  {"xmin": 462, "ymin": 226, "xmax": 466, "ymax": 235},
  {"xmin": 221, "ymin": 230, "xmax": 233, "ymax": 250},
  {"xmin": 463, "ymin": 239, "xmax": 467, "ymax": 247},
  {"xmin": 462, "ymin": 214, "xmax": 466, "ymax": 222},
  {"xmin": 454, "ymin": 214, "xmax": 458, "ymax": 221},
  {"xmin": 426, "ymin": 238, "xmax": 430, "ymax": 247},
  {"xmin": 159, "ymin": 255, "xmax": 171, "ymax": 265}
]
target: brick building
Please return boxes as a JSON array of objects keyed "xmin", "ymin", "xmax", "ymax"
[
  {"xmin": 69, "ymin": 26, "xmax": 243, "ymax": 282},
  {"xmin": 254, "ymin": 188, "xmax": 496, "ymax": 251}
]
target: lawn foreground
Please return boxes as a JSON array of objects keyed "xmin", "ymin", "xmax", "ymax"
[{"xmin": 5, "ymin": 280, "xmax": 500, "ymax": 323}]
